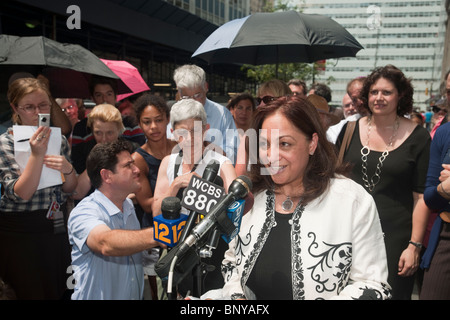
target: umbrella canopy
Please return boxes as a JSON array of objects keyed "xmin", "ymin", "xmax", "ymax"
[
  {"xmin": 100, "ymin": 59, "xmax": 150, "ymax": 101},
  {"xmin": 0, "ymin": 34, "xmax": 131, "ymax": 98},
  {"xmin": 192, "ymin": 11, "xmax": 364, "ymax": 66}
]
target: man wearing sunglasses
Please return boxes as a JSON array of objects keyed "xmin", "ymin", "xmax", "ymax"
[{"xmin": 168, "ymin": 64, "xmax": 238, "ymax": 164}]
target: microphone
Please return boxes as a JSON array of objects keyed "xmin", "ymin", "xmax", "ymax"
[
  {"xmin": 179, "ymin": 160, "xmax": 221, "ymax": 243},
  {"xmin": 200, "ymin": 192, "xmax": 254, "ymax": 258},
  {"xmin": 154, "ymin": 176, "xmax": 253, "ymax": 288},
  {"xmin": 202, "ymin": 160, "xmax": 220, "ymax": 183},
  {"xmin": 177, "ymin": 175, "xmax": 252, "ymax": 258},
  {"xmin": 153, "ymin": 197, "xmax": 188, "ymax": 247},
  {"xmin": 199, "ymin": 175, "xmax": 224, "ymax": 257}
]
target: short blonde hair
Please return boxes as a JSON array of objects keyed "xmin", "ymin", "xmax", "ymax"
[
  {"xmin": 87, "ymin": 104, "xmax": 124, "ymax": 133},
  {"xmin": 257, "ymin": 79, "xmax": 291, "ymax": 98}
]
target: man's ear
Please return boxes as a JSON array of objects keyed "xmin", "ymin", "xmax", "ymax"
[{"xmin": 100, "ymin": 168, "xmax": 113, "ymax": 185}]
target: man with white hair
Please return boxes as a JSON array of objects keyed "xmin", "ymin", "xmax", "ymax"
[{"xmin": 168, "ymin": 64, "xmax": 238, "ymax": 164}]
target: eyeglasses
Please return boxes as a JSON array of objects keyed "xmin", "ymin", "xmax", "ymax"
[
  {"xmin": 62, "ymin": 105, "xmax": 75, "ymax": 112},
  {"xmin": 256, "ymin": 96, "xmax": 278, "ymax": 105},
  {"xmin": 17, "ymin": 102, "xmax": 51, "ymax": 114},
  {"xmin": 181, "ymin": 92, "xmax": 203, "ymax": 100}
]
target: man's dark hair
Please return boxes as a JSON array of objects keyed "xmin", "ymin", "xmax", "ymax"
[
  {"xmin": 86, "ymin": 139, "xmax": 133, "ymax": 189},
  {"xmin": 226, "ymin": 92, "xmax": 256, "ymax": 111},
  {"xmin": 88, "ymin": 75, "xmax": 118, "ymax": 97},
  {"xmin": 309, "ymin": 82, "xmax": 332, "ymax": 102},
  {"xmin": 287, "ymin": 79, "xmax": 307, "ymax": 95},
  {"xmin": 310, "ymin": 82, "xmax": 331, "ymax": 103}
]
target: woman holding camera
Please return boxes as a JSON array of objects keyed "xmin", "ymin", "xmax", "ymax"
[{"xmin": 0, "ymin": 78, "xmax": 77, "ymax": 299}]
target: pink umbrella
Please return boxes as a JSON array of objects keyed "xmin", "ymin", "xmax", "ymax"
[{"xmin": 100, "ymin": 59, "xmax": 150, "ymax": 101}]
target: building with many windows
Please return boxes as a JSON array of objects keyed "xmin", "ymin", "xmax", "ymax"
[
  {"xmin": 0, "ymin": 0, "xmax": 258, "ymax": 117},
  {"xmin": 164, "ymin": 0, "xmax": 251, "ymax": 25},
  {"xmin": 301, "ymin": 0, "xmax": 447, "ymax": 110}
]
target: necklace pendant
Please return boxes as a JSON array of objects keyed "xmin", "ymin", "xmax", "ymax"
[{"xmin": 282, "ymin": 196, "xmax": 294, "ymax": 211}]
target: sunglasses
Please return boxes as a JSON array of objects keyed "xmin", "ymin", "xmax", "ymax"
[{"xmin": 256, "ymin": 96, "xmax": 278, "ymax": 105}]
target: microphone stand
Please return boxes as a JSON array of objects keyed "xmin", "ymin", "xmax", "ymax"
[{"xmin": 178, "ymin": 172, "xmax": 222, "ymax": 298}]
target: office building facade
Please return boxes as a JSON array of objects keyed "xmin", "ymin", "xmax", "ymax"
[{"xmin": 301, "ymin": 0, "xmax": 447, "ymax": 110}]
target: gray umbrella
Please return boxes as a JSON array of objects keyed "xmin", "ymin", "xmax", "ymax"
[
  {"xmin": 0, "ymin": 34, "xmax": 131, "ymax": 98},
  {"xmin": 192, "ymin": 11, "xmax": 364, "ymax": 66}
]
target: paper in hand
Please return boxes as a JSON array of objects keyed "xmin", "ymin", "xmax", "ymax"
[{"xmin": 13, "ymin": 125, "xmax": 63, "ymax": 190}]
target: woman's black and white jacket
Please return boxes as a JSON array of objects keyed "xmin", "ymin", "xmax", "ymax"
[{"xmin": 220, "ymin": 176, "xmax": 392, "ymax": 300}]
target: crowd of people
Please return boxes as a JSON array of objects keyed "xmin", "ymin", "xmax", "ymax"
[{"xmin": 0, "ymin": 62, "xmax": 449, "ymax": 301}]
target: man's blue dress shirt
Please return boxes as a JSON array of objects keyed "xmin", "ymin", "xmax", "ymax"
[{"xmin": 68, "ymin": 190, "xmax": 144, "ymax": 300}]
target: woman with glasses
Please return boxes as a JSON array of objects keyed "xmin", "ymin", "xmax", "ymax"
[
  {"xmin": 152, "ymin": 98, "xmax": 236, "ymax": 215},
  {"xmin": 209, "ymin": 96, "xmax": 391, "ymax": 300},
  {"xmin": 256, "ymin": 79, "xmax": 292, "ymax": 107},
  {"xmin": 56, "ymin": 98, "xmax": 85, "ymax": 129},
  {"xmin": 152, "ymin": 98, "xmax": 237, "ymax": 297},
  {"xmin": 0, "ymin": 78, "xmax": 77, "ymax": 299},
  {"xmin": 55, "ymin": 98, "xmax": 85, "ymax": 146}
]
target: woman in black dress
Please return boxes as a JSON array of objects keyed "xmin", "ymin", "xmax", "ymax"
[{"xmin": 336, "ymin": 65, "xmax": 431, "ymax": 299}]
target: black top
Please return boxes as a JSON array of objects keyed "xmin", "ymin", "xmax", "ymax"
[
  {"xmin": 134, "ymin": 147, "xmax": 162, "ymax": 193},
  {"xmin": 247, "ymin": 211, "xmax": 293, "ymax": 300},
  {"xmin": 337, "ymin": 119, "xmax": 430, "ymax": 299}
]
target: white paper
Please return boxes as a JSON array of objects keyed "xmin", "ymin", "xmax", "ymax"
[{"xmin": 13, "ymin": 125, "xmax": 63, "ymax": 190}]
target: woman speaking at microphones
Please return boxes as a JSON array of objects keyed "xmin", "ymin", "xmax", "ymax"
[{"xmin": 206, "ymin": 96, "xmax": 392, "ymax": 300}]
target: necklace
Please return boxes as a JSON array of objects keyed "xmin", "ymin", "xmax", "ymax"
[
  {"xmin": 282, "ymin": 196, "xmax": 294, "ymax": 211},
  {"xmin": 361, "ymin": 115, "xmax": 399, "ymax": 192}
]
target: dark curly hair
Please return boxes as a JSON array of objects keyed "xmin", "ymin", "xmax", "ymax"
[
  {"xmin": 360, "ymin": 64, "xmax": 414, "ymax": 116},
  {"xmin": 134, "ymin": 93, "xmax": 170, "ymax": 121}
]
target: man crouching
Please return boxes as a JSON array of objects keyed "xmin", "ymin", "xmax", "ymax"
[{"xmin": 68, "ymin": 140, "xmax": 160, "ymax": 300}]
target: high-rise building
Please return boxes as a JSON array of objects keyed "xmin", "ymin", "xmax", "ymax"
[
  {"xmin": 163, "ymin": 0, "xmax": 251, "ymax": 25},
  {"xmin": 301, "ymin": 0, "xmax": 447, "ymax": 110}
]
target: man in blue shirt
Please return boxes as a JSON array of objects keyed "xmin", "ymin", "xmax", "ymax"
[
  {"xmin": 68, "ymin": 140, "xmax": 160, "ymax": 300},
  {"xmin": 167, "ymin": 64, "xmax": 238, "ymax": 164}
]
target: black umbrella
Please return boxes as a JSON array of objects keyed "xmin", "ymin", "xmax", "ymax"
[
  {"xmin": 192, "ymin": 11, "xmax": 363, "ymax": 67},
  {"xmin": 0, "ymin": 34, "xmax": 131, "ymax": 98}
]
